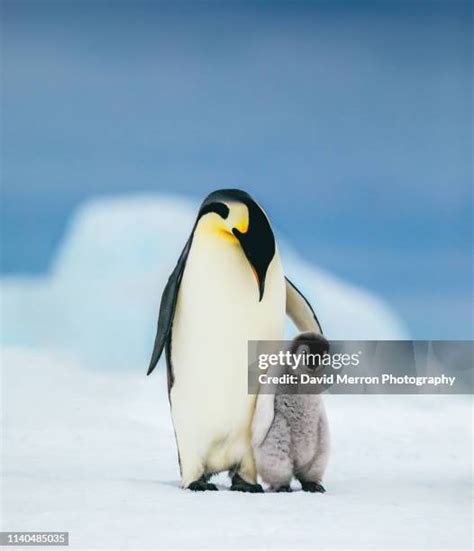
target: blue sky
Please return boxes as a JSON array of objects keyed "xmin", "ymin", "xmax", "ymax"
[{"xmin": 1, "ymin": 0, "xmax": 472, "ymax": 339}]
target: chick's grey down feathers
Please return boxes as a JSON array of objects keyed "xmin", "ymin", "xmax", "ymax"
[{"xmin": 253, "ymin": 332, "xmax": 330, "ymax": 491}]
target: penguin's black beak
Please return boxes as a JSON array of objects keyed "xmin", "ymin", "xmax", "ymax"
[
  {"xmin": 250, "ymin": 263, "xmax": 265, "ymax": 302},
  {"xmin": 232, "ymin": 227, "xmax": 266, "ymax": 301},
  {"xmin": 230, "ymin": 201, "xmax": 275, "ymax": 303}
]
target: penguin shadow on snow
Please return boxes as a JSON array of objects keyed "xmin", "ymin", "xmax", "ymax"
[
  {"xmin": 156, "ymin": 477, "xmax": 328, "ymax": 495},
  {"xmin": 156, "ymin": 476, "xmax": 254, "ymax": 493}
]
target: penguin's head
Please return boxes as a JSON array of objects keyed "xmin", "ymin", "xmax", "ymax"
[{"xmin": 195, "ymin": 189, "xmax": 276, "ymax": 301}]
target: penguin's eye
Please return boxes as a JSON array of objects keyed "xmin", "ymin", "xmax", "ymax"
[
  {"xmin": 199, "ymin": 202, "xmax": 229, "ymax": 220},
  {"xmin": 299, "ymin": 345, "xmax": 310, "ymax": 356}
]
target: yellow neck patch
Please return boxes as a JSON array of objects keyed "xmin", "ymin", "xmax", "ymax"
[{"xmin": 198, "ymin": 202, "xmax": 249, "ymax": 242}]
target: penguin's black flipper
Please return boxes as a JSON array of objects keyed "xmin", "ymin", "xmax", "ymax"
[
  {"xmin": 147, "ymin": 237, "xmax": 193, "ymax": 376},
  {"xmin": 285, "ymin": 277, "xmax": 323, "ymax": 334}
]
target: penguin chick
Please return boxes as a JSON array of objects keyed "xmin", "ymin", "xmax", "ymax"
[{"xmin": 252, "ymin": 332, "xmax": 330, "ymax": 492}]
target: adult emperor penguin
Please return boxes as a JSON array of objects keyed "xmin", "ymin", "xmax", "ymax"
[{"xmin": 147, "ymin": 189, "xmax": 323, "ymax": 492}]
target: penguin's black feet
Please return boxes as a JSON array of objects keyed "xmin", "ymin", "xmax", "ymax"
[
  {"xmin": 187, "ymin": 476, "xmax": 218, "ymax": 492},
  {"xmin": 301, "ymin": 480, "xmax": 326, "ymax": 493},
  {"xmin": 230, "ymin": 473, "xmax": 264, "ymax": 493},
  {"xmin": 275, "ymin": 485, "xmax": 292, "ymax": 493}
]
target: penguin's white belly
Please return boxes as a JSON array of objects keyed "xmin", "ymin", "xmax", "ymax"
[{"xmin": 170, "ymin": 235, "xmax": 285, "ymax": 472}]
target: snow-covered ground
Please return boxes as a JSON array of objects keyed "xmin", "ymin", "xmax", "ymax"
[
  {"xmin": 1, "ymin": 348, "xmax": 471, "ymax": 549},
  {"xmin": 1, "ymin": 195, "xmax": 472, "ymax": 549}
]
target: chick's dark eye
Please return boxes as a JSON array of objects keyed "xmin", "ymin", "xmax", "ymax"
[{"xmin": 299, "ymin": 345, "xmax": 310, "ymax": 355}]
